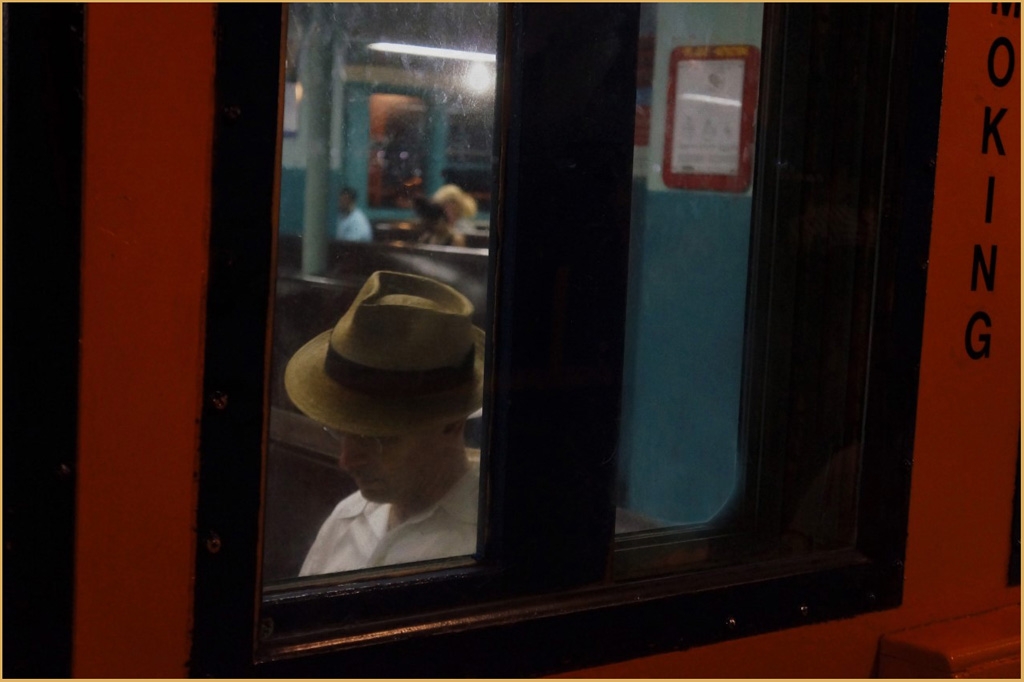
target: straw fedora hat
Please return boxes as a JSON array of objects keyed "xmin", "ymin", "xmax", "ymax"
[{"xmin": 284, "ymin": 271, "xmax": 484, "ymax": 437}]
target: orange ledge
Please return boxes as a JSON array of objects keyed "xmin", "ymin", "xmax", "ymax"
[{"xmin": 878, "ymin": 605, "xmax": 1021, "ymax": 678}]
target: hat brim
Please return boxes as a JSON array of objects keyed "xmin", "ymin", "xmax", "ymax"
[{"xmin": 284, "ymin": 327, "xmax": 485, "ymax": 437}]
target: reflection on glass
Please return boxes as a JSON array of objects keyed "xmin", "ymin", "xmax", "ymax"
[
  {"xmin": 368, "ymin": 93, "xmax": 427, "ymax": 208},
  {"xmin": 263, "ymin": 3, "xmax": 497, "ymax": 586}
]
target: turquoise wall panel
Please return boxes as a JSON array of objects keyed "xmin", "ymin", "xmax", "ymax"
[
  {"xmin": 618, "ymin": 3, "xmax": 763, "ymax": 524},
  {"xmin": 619, "ymin": 190, "xmax": 752, "ymax": 523}
]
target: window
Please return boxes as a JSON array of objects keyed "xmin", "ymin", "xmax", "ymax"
[
  {"xmin": 264, "ymin": 3, "xmax": 497, "ymax": 586},
  {"xmin": 192, "ymin": 4, "xmax": 946, "ymax": 676},
  {"xmin": 264, "ymin": 2, "xmax": 495, "ymax": 585},
  {"xmin": 615, "ymin": 2, "xmax": 915, "ymax": 581},
  {"xmin": 279, "ymin": 3, "xmax": 497, "ymax": 236},
  {"xmin": 614, "ymin": 3, "xmax": 767, "ymax": 572}
]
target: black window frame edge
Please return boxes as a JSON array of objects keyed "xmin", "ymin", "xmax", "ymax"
[
  {"xmin": 2, "ymin": 4, "xmax": 84, "ymax": 677},
  {"xmin": 1010, "ymin": 431, "xmax": 1020, "ymax": 586},
  {"xmin": 190, "ymin": 3, "xmax": 947, "ymax": 678},
  {"xmin": 191, "ymin": 4, "xmax": 283, "ymax": 675}
]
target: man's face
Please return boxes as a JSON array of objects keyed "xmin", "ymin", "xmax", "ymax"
[
  {"xmin": 336, "ymin": 425, "xmax": 450, "ymax": 505},
  {"xmin": 338, "ymin": 192, "xmax": 354, "ymax": 215}
]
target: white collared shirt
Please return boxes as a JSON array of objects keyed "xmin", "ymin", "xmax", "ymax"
[
  {"xmin": 335, "ymin": 207, "xmax": 372, "ymax": 242},
  {"xmin": 299, "ymin": 461, "xmax": 480, "ymax": 576}
]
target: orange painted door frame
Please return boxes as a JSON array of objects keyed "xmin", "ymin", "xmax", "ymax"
[
  {"xmin": 908, "ymin": 1, "xmax": 1020, "ymax": 607},
  {"xmin": 74, "ymin": 5, "xmax": 215, "ymax": 677}
]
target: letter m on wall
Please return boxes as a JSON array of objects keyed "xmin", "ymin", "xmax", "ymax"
[{"xmin": 991, "ymin": 3, "xmax": 1020, "ymax": 19}]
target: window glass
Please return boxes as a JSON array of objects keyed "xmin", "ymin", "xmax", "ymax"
[
  {"xmin": 443, "ymin": 109, "xmax": 493, "ymax": 217},
  {"xmin": 616, "ymin": 3, "xmax": 891, "ymax": 579},
  {"xmin": 263, "ymin": 2, "xmax": 498, "ymax": 587},
  {"xmin": 367, "ymin": 93, "xmax": 428, "ymax": 209},
  {"xmin": 616, "ymin": 2, "xmax": 764, "ymax": 533}
]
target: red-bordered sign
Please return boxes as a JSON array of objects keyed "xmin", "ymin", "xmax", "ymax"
[{"xmin": 663, "ymin": 45, "xmax": 760, "ymax": 192}]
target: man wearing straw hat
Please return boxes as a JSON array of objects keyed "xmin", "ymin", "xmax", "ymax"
[{"xmin": 285, "ymin": 270, "xmax": 484, "ymax": 575}]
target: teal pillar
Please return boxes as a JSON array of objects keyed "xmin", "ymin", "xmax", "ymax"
[
  {"xmin": 300, "ymin": 6, "xmax": 332, "ymax": 276},
  {"xmin": 342, "ymin": 83, "xmax": 371, "ymax": 207},
  {"xmin": 426, "ymin": 94, "xmax": 448, "ymax": 194}
]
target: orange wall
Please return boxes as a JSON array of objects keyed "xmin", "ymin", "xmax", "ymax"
[
  {"xmin": 74, "ymin": 5, "xmax": 215, "ymax": 677},
  {"xmin": 70, "ymin": 4, "xmax": 1018, "ymax": 678},
  {"xmin": 568, "ymin": 4, "xmax": 1020, "ymax": 676}
]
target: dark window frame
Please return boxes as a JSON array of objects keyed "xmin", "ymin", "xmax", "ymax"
[
  {"xmin": 3, "ymin": 4, "xmax": 85, "ymax": 677},
  {"xmin": 191, "ymin": 3, "xmax": 947, "ymax": 677},
  {"xmin": 1010, "ymin": 434, "xmax": 1020, "ymax": 587}
]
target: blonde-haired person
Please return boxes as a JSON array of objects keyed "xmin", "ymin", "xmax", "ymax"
[{"xmin": 433, "ymin": 184, "xmax": 478, "ymax": 238}]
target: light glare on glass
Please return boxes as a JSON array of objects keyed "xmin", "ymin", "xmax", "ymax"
[
  {"xmin": 465, "ymin": 62, "xmax": 493, "ymax": 94},
  {"xmin": 368, "ymin": 42, "xmax": 496, "ymax": 63},
  {"xmin": 680, "ymin": 93, "xmax": 741, "ymax": 107}
]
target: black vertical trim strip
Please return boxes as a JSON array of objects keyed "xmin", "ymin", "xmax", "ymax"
[
  {"xmin": 1010, "ymin": 432, "xmax": 1020, "ymax": 586},
  {"xmin": 2, "ymin": 4, "xmax": 84, "ymax": 677},
  {"xmin": 191, "ymin": 4, "xmax": 283, "ymax": 676},
  {"xmin": 857, "ymin": 4, "xmax": 948, "ymax": 581},
  {"xmin": 486, "ymin": 2, "xmax": 639, "ymax": 588}
]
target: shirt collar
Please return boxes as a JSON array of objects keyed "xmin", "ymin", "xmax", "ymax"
[
  {"xmin": 338, "ymin": 460, "xmax": 480, "ymax": 529},
  {"xmin": 435, "ymin": 460, "xmax": 480, "ymax": 524},
  {"xmin": 396, "ymin": 460, "xmax": 480, "ymax": 528}
]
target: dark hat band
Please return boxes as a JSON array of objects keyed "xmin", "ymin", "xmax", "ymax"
[{"xmin": 324, "ymin": 343, "xmax": 476, "ymax": 397}]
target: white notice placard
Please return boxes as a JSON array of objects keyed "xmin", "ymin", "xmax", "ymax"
[{"xmin": 670, "ymin": 58, "xmax": 746, "ymax": 176}]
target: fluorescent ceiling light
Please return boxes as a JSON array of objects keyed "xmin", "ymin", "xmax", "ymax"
[
  {"xmin": 368, "ymin": 42, "xmax": 496, "ymax": 63},
  {"xmin": 681, "ymin": 94, "xmax": 741, "ymax": 107}
]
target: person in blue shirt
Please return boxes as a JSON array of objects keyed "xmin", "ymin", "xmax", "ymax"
[{"xmin": 335, "ymin": 187, "xmax": 372, "ymax": 242}]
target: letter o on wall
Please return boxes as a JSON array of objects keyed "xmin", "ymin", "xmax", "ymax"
[{"xmin": 988, "ymin": 37, "xmax": 1015, "ymax": 87}]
